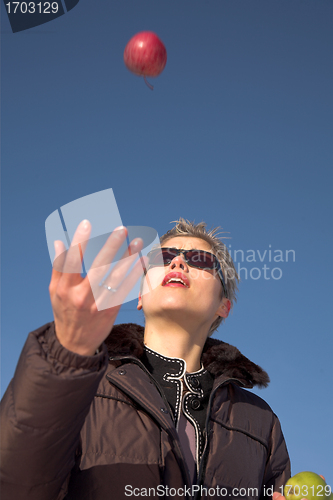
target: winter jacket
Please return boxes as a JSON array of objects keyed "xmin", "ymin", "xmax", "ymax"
[{"xmin": 0, "ymin": 322, "xmax": 291, "ymax": 500}]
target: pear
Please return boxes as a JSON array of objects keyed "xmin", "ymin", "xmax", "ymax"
[{"xmin": 284, "ymin": 472, "xmax": 332, "ymax": 500}]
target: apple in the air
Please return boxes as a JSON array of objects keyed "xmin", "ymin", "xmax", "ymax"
[
  {"xmin": 284, "ymin": 472, "xmax": 332, "ymax": 500},
  {"xmin": 123, "ymin": 31, "xmax": 167, "ymax": 86}
]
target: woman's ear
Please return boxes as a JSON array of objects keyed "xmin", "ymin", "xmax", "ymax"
[
  {"xmin": 216, "ymin": 297, "xmax": 231, "ymax": 319},
  {"xmin": 137, "ymin": 292, "xmax": 142, "ymax": 311}
]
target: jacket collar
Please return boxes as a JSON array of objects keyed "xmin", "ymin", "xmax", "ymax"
[
  {"xmin": 141, "ymin": 346, "xmax": 214, "ymax": 430},
  {"xmin": 105, "ymin": 323, "xmax": 270, "ymax": 389}
]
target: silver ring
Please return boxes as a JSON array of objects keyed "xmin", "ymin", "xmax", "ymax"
[
  {"xmin": 101, "ymin": 282, "xmax": 117, "ymax": 293},
  {"xmin": 103, "ymin": 285, "xmax": 117, "ymax": 293}
]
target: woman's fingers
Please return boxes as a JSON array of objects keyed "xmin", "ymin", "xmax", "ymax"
[
  {"xmin": 52, "ymin": 221, "xmax": 146, "ymax": 311},
  {"xmin": 49, "ymin": 240, "xmax": 67, "ymax": 296},
  {"xmin": 91, "ymin": 237, "xmax": 145, "ymax": 309},
  {"xmin": 99, "ymin": 238, "xmax": 143, "ymax": 289},
  {"xmin": 61, "ymin": 220, "xmax": 92, "ymax": 281},
  {"xmin": 96, "ymin": 255, "xmax": 148, "ymax": 311},
  {"xmin": 113, "ymin": 254, "xmax": 148, "ymax": 304},
  {"xmin": 53, "ymin": 240, "xmax": 67, "ymax": 272},
  {"xmin": 87, "ymin": 226, "xmax": 129, "ymax": 288}
]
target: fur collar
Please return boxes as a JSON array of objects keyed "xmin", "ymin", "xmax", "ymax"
[{"xmin": 105, "ymin": 323, "xmax": 269, "ymax": 389}]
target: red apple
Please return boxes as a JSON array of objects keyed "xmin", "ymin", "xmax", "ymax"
[{"xmin": 124, "ymin": 31, "xmax": 167, "ymax": 81}]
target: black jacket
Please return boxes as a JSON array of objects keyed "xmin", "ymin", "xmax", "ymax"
[{"xmin": 0, "ymin": 322, "xmax": 291, "ymax": 500}]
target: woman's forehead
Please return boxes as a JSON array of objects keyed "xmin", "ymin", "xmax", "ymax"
[{"xmin": 162, "ymin": 236, "xmax": 213, "ymax": 252}]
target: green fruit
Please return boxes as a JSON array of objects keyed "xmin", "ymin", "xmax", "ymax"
[{"xmin": 284, "ymin": 472, "xmax": 332, "ymax": 500}]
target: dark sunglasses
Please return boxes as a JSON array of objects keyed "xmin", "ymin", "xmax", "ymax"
[{"xmin": 146, "ymin": 247, "xmax": 228, "ymax": 298}]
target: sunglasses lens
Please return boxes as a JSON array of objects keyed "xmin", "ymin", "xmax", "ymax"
[
  {"xmin": 161, "ymin": 249, "xmax": 179, "ymax": 264},
  {"xmin": 148, "ymin": 249, "xmax": 177, "ymax": 267},
  {"xmin": 186, "ymin": 251, "xmax": 216, "ymax": 269},
  {"xmin": 148, "ymin": 248, "xmax": 217, "ymax": 269},
  {"xmin": 148, "ymin": 250, "xmax": 162, "ymax": 267}
]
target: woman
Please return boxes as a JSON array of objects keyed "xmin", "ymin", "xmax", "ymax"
[{"xmin": 0, "ymin": 218, "xmax": 290, "ymax": 499}]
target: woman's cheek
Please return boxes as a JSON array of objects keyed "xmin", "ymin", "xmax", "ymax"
[{"xmin": 141, "ymin": 269, "xmax": 165, "ymax": 295}]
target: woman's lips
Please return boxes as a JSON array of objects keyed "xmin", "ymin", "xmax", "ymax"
[
  {"xmin": 163, "ymin": 283, "xmax": 187, "ymax": 287},
  {"xmin": 162, "ymin": 272, "xmax": 190, "ymax": 287}
]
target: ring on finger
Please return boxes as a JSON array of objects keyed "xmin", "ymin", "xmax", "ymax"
[{"xmin": 100, "ymin": 281, "xmax": 117, "ymax": 293}]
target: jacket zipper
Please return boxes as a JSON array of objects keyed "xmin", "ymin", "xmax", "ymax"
[
  {"xmin": 193, "ymin": 377, "xmax": 245, "ymax": 500},
  {"xmin": 107, "ymin": 356, "xmax": 193, "ymax": 495},
  {"xmin": 109, "ymin": 357, "xmax": 245, "ymax": 500}
]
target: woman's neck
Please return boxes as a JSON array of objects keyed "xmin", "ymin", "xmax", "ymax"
[{"xmin": 143, "ymin": 320, "xmax": 208, "ymax": 373}]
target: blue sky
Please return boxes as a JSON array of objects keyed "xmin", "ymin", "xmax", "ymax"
[{"xmin": 1, "ymin": 0, "xmax": 332, "ymax": 483}]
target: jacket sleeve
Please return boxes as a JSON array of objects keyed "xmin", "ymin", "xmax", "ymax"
[
  {"xmin": 0, "ymin": 322, "xmax": 109, "ymax": 500},
  {"xmin": 260, "ymin": 413, "xmax": 291, "ymax": 499}
]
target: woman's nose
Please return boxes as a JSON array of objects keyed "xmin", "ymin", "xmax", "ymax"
[{"xmin": 169, "ymin": 254, "xmax": 188, "ymax": 271}]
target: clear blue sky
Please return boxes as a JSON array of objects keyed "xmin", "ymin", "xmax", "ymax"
[{"xmin": 1, "ymin": 0, "xmax": 332, "ymax": 483}]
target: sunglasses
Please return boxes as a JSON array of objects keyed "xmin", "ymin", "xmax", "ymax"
[{"xmin": 146, "ymin": 247, "xmax": 228, "ymax": 298}]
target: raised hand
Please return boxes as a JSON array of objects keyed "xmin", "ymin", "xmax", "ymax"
[{"xmin": 49, "ymin": 220, "xmax": 146, "ymax": 356}]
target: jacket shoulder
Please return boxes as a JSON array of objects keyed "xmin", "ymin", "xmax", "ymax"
[
  {"xmin": 230, "ymin": 383, "xmax": 274, "ymax": 412},
  {"xmin": 212, "ymin": 381, "xmax": 281, "ymax": 452}
]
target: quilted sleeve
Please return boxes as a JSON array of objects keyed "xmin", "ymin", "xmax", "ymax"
[{"xmin": 0, "ymin": 322, "xmax": 108, "ymax": 500}]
